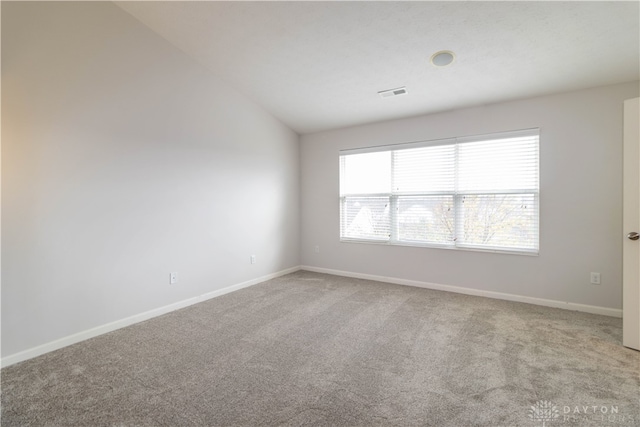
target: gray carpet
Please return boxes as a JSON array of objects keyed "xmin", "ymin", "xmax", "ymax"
[{"xmin": 1, "ymin": 270, "xmax": 639, "ymax": 426}]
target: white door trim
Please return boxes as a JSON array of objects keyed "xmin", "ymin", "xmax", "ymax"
[{"xmin": 623, "ymin": 97, "xmax": 640, "ymax": 351}]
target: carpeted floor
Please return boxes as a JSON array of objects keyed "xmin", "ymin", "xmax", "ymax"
[{"xmin": 1, "ymin": 270, "xmax": 639, "ymax": 426}]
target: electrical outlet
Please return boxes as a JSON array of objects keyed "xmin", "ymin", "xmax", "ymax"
[
  {"xmin": 250, "ymin": 255, "xmax": 256, "ymax": 264},
  {"xmin": 315, "ymin": 245, "xmax": 320, "ymax": 253},
  {"xmin": 170, "ymin": 272, "xmax": 178, "ymax": 285},
  {"xmin": 590, "ymin": 272, "xmax": 601, "ymax": 285}
]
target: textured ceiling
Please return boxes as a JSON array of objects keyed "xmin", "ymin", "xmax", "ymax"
[{"xmin": 115, "ymin": 1, "xmax": 640, "ymax": 134}]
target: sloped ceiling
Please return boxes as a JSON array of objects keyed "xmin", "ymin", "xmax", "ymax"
[{"xmin": 116, "ymin": 1, "xmax": 640, "ymax": 134}]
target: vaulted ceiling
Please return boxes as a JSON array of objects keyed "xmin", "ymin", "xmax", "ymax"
[{"xmin": 116, "ymin": 1, "xmax": 640, "ymax": 134}]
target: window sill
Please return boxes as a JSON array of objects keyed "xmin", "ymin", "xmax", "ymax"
[{"xmin": 339, "ymin": 238, "xmax": 539, "ymax": 257}]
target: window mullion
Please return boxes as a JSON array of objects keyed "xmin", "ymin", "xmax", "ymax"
[
  {"xmin": 453, "ymin": 141, "xmax": 462, "ymax": 246},
  {"xmin": 390, "ymin": 151, "xmax": 398, "ymax": 242}
]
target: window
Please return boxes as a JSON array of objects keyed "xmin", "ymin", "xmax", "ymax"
[{"xmin": 339, "ymin": 129, "xmax": 539, "ymax": 254}]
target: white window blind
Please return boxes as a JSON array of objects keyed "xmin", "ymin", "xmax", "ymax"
[{"xmin": 339, "ymin": 129, "xmax": 539, "ymax": 253}]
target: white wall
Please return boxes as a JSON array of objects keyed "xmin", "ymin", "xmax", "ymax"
[
  {"xmin": 2, "ymin": 2, "xmax": 300, "ymax": 358},
  {"xmin": 301, "ymin": 82, "xmax": 639, "ymax": 311}
]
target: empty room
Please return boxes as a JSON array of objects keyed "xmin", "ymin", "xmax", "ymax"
[{"xmin": 2, "ymin": 1, "xmax": 639, "ymax": 426}]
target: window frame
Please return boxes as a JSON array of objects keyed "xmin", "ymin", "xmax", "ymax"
[{"xmin": 339, "ymin": 129, "xmax": 540, "ymax": 255}]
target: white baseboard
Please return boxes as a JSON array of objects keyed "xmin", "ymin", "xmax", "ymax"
[
  {"xmin": 300, "ymin": 265, "xmax": 622, "ymax": 318},
  {"xmin": 1, "ymin": 266, "xmax": 301, "ymax": 368},
  {"xmin": 3, "ymin": 264, "xmax": 621, "ymax": 368}
]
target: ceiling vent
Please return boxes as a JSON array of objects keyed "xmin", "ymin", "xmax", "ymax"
[{"xmin": 378, "ymin": 87, "xmax": 408, "ymax": 98}]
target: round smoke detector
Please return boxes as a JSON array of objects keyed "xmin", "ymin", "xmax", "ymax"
[{"xmin": 430, "ymin": 50, "xmax": 455, "ymax": 67}]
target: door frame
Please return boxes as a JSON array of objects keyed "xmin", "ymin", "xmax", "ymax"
[{"xmin": 623, "ymin": 97, "xmax": 640, "ymax": 350}]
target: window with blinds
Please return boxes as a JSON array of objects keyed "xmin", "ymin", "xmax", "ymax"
[{"xmin": 339, "ymin": 129, "xmax": 539, "ymax": 254}]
